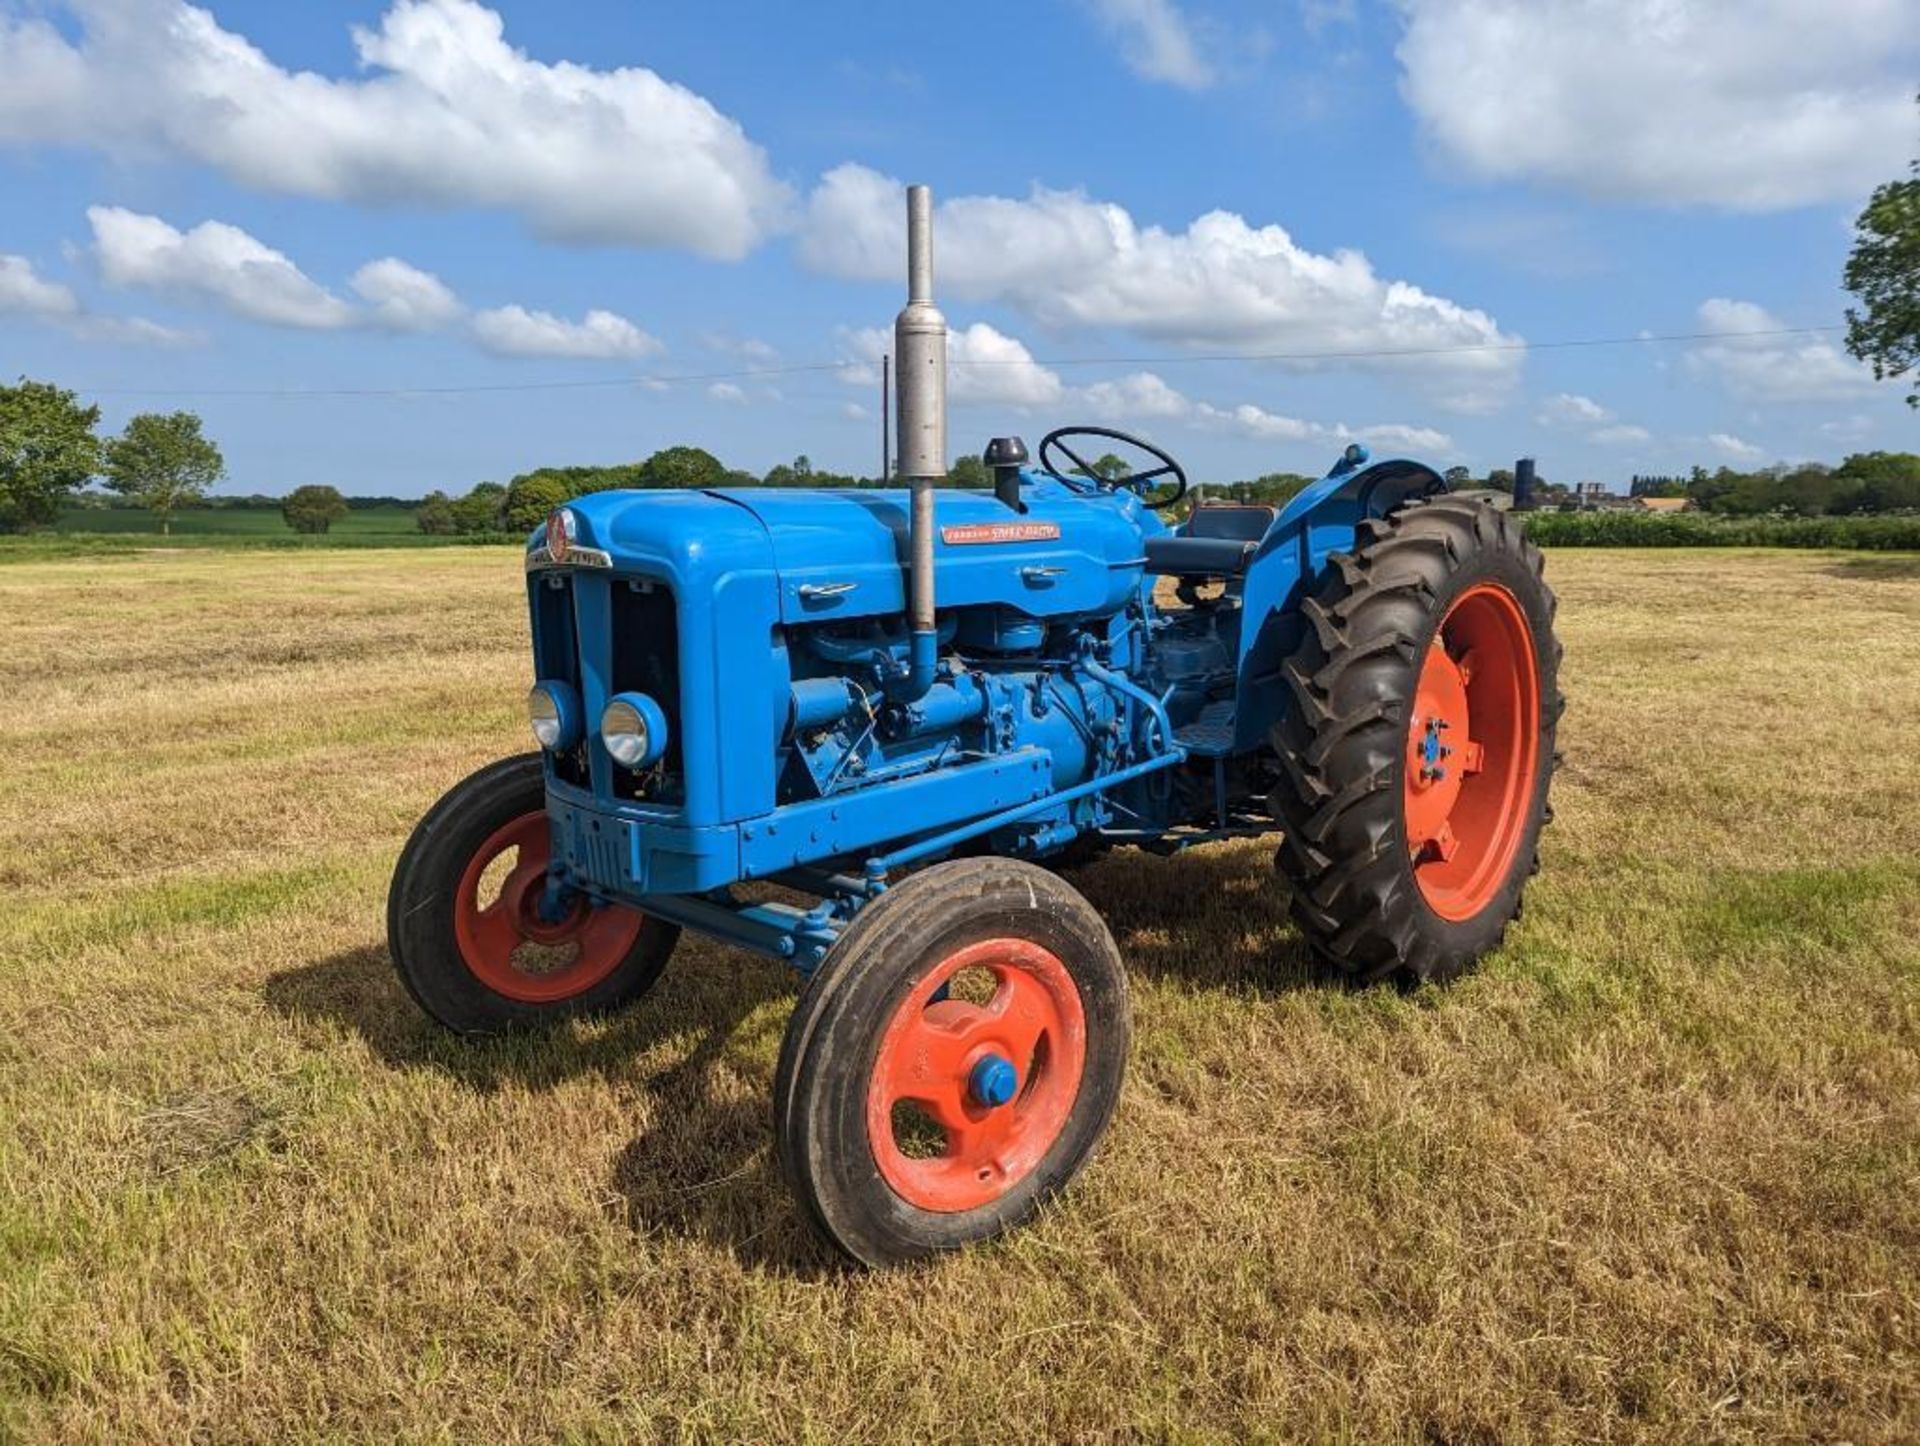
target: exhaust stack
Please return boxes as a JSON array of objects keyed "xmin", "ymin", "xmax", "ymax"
[{"xmin": 893, "ymin": 183, "xmax": 947, "ymax": 699}]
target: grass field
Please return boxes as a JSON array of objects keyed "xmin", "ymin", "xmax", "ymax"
[
  {"xmin": 50, "ymin": 504, "xmax": 425, "ymax": 537},
  {"xmin": 2, "ymin": 547, "xmax": 1917, "ymax": 1439}
]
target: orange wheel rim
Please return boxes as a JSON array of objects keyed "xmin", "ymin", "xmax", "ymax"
[
  {"xmin": 451, "ymin": 810, "xmax": 643, "ymax": 1002},
  {"xmin": 1403, "ymin": 582, "xmax": 1541, "ymax": 921},
  {"xmin": 865, "ymin": 938, "xmax": 1086, "ymax": 1213}
]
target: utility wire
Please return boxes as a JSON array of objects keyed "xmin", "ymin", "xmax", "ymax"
[{"xmin": 66, "ymin": 324, "xmax": 1846, "ymax": 399}]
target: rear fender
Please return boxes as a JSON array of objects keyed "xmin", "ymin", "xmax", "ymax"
[{"xmin": 1230, "ymin": 459, "xmax": 1448, "ymax": 751}]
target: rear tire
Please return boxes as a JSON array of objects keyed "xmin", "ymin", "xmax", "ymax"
[
  {"xmin": 773, "ymin": 858, "xmax": 1129, "ymax": 1267},
  {"xmin": 1268, "ymin": 496, "xmax": 1563, "ymax": 985},
  {"xmin": 387, "ymin": 754, "xmax": 679, "ymax": 1035}
]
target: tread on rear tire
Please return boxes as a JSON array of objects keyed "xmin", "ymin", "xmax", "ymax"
[{"xmin": 1268, "ymin": 496, "xmax": 1564, "ymax": 986}]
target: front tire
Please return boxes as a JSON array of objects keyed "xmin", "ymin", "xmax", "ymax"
[
  {"xmin": 773, "ymin": 858, "xmax": 1129, "ymax": 1267},
  {"xmin": 387, "ymin": 754, "xmax": 679, "ymax": 1035},
  {"xmin": 1268, "ymin": 496, "xmax": 1564, "ymax": 986}
]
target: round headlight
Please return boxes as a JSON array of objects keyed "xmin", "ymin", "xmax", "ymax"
[
  {"xmin": 600, "ymin": 692, "xmax": 668, "ymax": 770},
  {"xmin": 526, "ymin": 681, "xmax": 581, "ymax": 751}
]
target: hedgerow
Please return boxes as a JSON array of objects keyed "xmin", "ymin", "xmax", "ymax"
[{"xmin": 1520, "ymin": 511, "xmax": 1920, "ymax": 550}]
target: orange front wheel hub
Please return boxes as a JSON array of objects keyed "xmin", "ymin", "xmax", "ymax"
[{"xmin": 865, "ymin": 937, "xmax": 1086, "ymax": 1213}]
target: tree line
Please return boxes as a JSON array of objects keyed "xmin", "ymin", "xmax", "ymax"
[
  {"xmin": 0, "ymin": 379, "xmax": 225, "ymax": 535},
  {"xmin": 1627, "ymin": 454, "xmax": 1920, "ymax": 516},
  {"xmin": 0, "ymin": 378, "xmax": 356, "ymax": 535},
  {"xmin": 9, "ymin": 375, "xmax": 1916, "ymax": 542},
  {"xmin": 420, "ymin": 449, "xmax": 1340, "ymax": 536}
]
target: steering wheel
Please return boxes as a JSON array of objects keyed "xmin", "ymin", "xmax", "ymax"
[{"xmin": 1038, "ymin": 426, "xmax": 1188, "ymax": 512}]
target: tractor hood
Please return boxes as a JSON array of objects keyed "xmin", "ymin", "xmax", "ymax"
[
  {"xmin": 709, "ymin": 476, "xmax": 1152, "ymax": 624},
  {"xmin": 550, "ymin": 477, "xmax": 1154, "ymax": 626}
]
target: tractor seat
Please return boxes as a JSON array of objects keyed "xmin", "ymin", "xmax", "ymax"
[{"xmin": 1145, "ymin": 503, "xmax": 1278, "ymax": 577}]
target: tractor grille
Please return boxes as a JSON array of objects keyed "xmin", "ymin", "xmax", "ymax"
[
  {"xmin": 532, "ymin": 570, "xmax": 683, "ymax": 803},
  {"xmin": 608, "ymin": 577, "xmax": 682, "ymax": 803}
]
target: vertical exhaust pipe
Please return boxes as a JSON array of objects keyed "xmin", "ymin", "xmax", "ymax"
[{"xmin": 893, "ymin": 183, "xmax": 946, "ymax": 700}]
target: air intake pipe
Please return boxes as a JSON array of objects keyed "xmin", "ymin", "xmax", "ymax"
[{"xmin": 892, "ymin": 183, "xmax": 946, "ymax": 702}]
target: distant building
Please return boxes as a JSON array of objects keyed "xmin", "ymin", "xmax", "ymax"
[
  {"xmin": 1567, "ymin": 481, "xmax": 1640, "ymax": 511},
  {"xmin": 1634, "ymin": 496, "xmax": 1693, "ymax": 514}
]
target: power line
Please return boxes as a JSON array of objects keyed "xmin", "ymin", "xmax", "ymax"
[
  {"xmin": 975, "ymin": 324, "xmax": 1848, "ymax": 368},
  {"xmin": 71, "ymin": 361, "xmax": 851, "ymax": 399},
  {"xmin": 64, "ymin": 324, "xmax": 1846, "ymax": 399}
]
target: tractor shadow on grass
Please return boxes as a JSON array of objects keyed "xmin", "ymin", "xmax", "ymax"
[
  {"xmin": 264, "ymin": 940, "xmax": 843, "ymax": 1274},
  {"xmin": 1067, "ymin": 836, "xmax": 1326, "ymax": 994},
  {"xmin": 264, "ymin": 847, "xmax": 1325, "ymax": 1275}
]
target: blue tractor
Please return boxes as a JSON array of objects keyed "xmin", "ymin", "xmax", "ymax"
[{"xmin": 389, "ymin": 187, "xmax": 1562, "ymax": 1265}]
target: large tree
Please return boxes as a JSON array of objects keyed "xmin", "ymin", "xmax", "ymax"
[
  {"xmin": 638, "ymin": 445, "xmax": 725, "ymax": 490},
  {"xmin": 451, "ymin": 481, "xmax": 507, "ymax": 534},
  {"xmin": 502, "ymin": 472, "xmax": 574, "ymax": 533},
  {"xmin": 103, "ymin": 411, "xmax": 224, "ymax": 534},
  {"xmin": 1844, "ymin": 97, "xmax": 1920, "ymax": 408},
  {"xmin": 415, "ymin": 490, "xmax": 457, "ymax": 535},
  {"xmin": 281, "ymin": 484, "xmax": 349, "ymax": 534},
  {"xmin": 0, "ymin": 379, "xmax": 101, "ymax": 532}
]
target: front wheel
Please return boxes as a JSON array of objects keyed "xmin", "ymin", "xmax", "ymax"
[
  {"xmin": 1269, "ymin": 496, "xmax": 1564, "ymax": 986},
  {"xmin": 773, "ymin": 858, "xmax": 1129, "ymax": 1267},
  {"xmin": 387, "ymin": 754, "xmax": 679, "ymax": 1035}
]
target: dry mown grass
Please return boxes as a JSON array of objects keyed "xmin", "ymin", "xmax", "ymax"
[{"xmin": 2, "ymin": 547, "xmax": 1917, "ymax": 1440}]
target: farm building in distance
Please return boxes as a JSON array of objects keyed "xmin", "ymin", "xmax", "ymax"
[{"xmin": 1564, "ymin": 483, "xmax": 1694, "ymax": 513}]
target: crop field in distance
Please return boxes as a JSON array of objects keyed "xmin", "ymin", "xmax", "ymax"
[
  {"xmin": 47, "ymin": 503, "xmax": 425, "ymax": 537},
  {"xmin": 1, "ymin": 546, "xmax": 1916, "ymax": 1438}
]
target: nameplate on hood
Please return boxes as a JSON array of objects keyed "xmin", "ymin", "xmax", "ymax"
[{"xmin": 941, "ymin": 522, "xmax": 1061, "ymax": 546}]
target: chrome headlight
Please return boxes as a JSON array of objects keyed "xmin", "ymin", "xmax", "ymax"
[
  {"xmin": 600, "ymin": 692, "xmax": 669, "ymax": 770},
  {"xmin": 527, "ymin": 681, "xmax": 582, "ymax": 751}
]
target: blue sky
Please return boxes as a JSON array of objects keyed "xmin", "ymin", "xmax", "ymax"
[{"xmin": 1, "ymin": 0, "xmax": 1915, "ymax": 496}]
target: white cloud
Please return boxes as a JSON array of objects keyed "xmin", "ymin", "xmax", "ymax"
[
  {"xmin": 1688, "ymin": 298, "xmax": 1880, "ymax": 402},
  {"xmin": 1194, "ymin": 400, "xmax": 1316, "ymax": 442},
  {"xmin": 1819, "ymin": 414, "xmax": 1874, "ymax": 442},
  {"xmin": 1083, "ymin": 371, "xmax": 1193, "ymax": 420},
  {"xmin": 1708, "ymin": 431, "xmax": 1766, "ymax": 461},
  {"xmin": 0, "ymin": 250, "xmax": 189, "ymax": 343},
  {"xmin": 841, "ymin": 401, "xmax": 869, "ymax": 421},
  {"xmin": 1537, "ymin": 391, "xmax": 1652, "ymax": 447},
  {"xmin": 839, "ymin": 322, "xmax": 1066, "ymax": 409},
  {"xmin": 88, "ymin": 206, "xmax": 355, "ymax": 328},
  {"xmin": 350, "ymin": 257, "xmax": 462, "ymax": 331},
  {"xmin": 1084, "ymin": 0, "xmax": 1214, "ymax": 89},
  {"xmin": 86, "ymin": 208, "xmax": 659, "ymax": 358},
  {"xmin": 799, "ymin": 165, "xmax": 1522, "ymax": 399},
  {"xmin": 706, "ymin": 381, "xmax": 746, "ymax": 404},
  {"xmin": 949, "ymin": 324, "xmax": 1067, "ymax": 408},
  {"xmin": 1590, "ymin": 424, "xmax": 1653, "ymax": 446},
  {"xmin": 1396, "ymin": 0, "xmax": 1920, "ymax": 210},
  {"xmin": 1196, "ymin": 401, "xmax": 1454, "ymax": 455},
  {"xmin": 837, "ymin": 320, "xmax": 1455, "ymax": 459},
  {"xmin": 0, "ymin": 0, "xmax": 790, "ymax": 257},
  {"xmin": 1352, "ymin": 422, "xmax": 1453, "ymax": 454},
  {"xmin": 0, "ymin": 253, "xmax": 79, "ymax": 318},
  {"xmin": 472, "ymin": 304, "xmax": 660, "ymax": 360},
  {"xmin": 1539, "ymin": 392, "xmax": 1611, "ymax": 426}
]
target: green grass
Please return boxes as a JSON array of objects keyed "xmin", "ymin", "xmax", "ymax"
[
  {"xmin": 51, "ymin": 503, "xmax": 426, "ymax": 536},
  {"xmin": 0, "ymin": 547, "xmax": 1916, "ymax": 1438},
  {"xmin": 1, "ymin": 504, "xmax": 518, "ymax": 560},
  {"xmin": 0, "ymin": 529, "xmax": 513, "ymax": 564}
]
